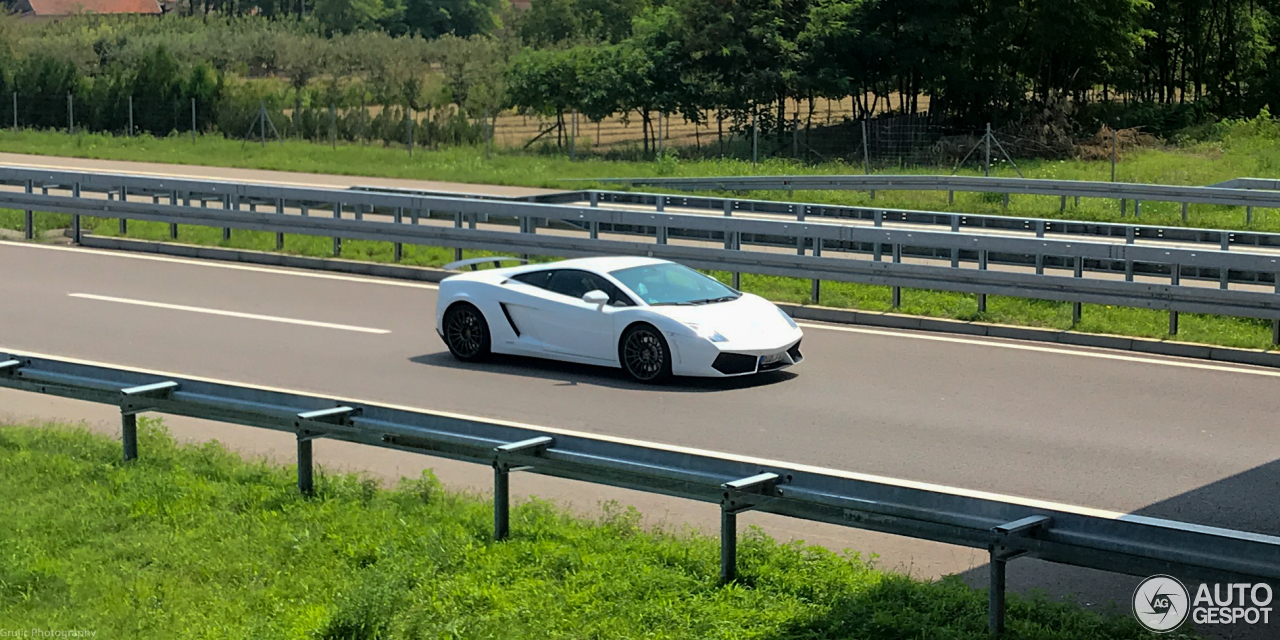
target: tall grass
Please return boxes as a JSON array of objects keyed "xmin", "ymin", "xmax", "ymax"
[{"xmin": 0, "ymin": 420, "xmax": 1196, "ymax": 639}]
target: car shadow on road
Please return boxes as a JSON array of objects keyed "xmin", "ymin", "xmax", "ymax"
[
  {"xmin": 948, "ymin": 458, "xmax": 1280, "ymax": 639},
  {"xmin": 407, "ymin": 351, "xmax": 799, "ymax": 392}
]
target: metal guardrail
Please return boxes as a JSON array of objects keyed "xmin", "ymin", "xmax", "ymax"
[
  {"xmin": 1, "ymin": 352, "xmax": 1279, "ymax": 634},
  {"xmin": 7, "ymin": 166, "xmax": 1280, "ymax": 341},
  {"xmin": 581, "ymin": 174, "xmax": 1280, "ymax": 225}
]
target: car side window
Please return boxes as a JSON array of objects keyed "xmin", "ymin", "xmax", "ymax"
[
  {"xmin": 509, "ymin": 269, "xmax": 555, "ymax": 289},
  {"xmin": 546, "ymin": 270, "xmax": 633, "ymax": 306}
]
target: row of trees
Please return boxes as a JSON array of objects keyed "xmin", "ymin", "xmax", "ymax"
[{"xmin": 6, "ymin": 0, "xmax": 1280, "ymax": 154}]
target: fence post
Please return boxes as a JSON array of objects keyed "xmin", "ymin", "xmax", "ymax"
[
  {"xmin": 570, "ymin": 109, "xmax": 577, "ymax": 161},
  {"xmin": 655, "ymin": 111, "xmax": 662, "ymax": 157},
  {"xmin": 720, "ymin": 505, "xmax": 737, "ymax": 583},
  {"xmin": 407, "ymin": 108, "xmax": 413, "ymax": 157},
  {"xmin": 128, "ymin": 95, "xmax": 134, "ymax": 136},
  {"xmin": 493, "ymin": 462, "xmax": 510, "ymax": 540},
  {"xmin": 792, "ymin": 113, "xmax": 799, "ymax": 159},
  {"xmin": 484, "ymin": 107, "xmax": 492, "ymax": 159},
  {"xmin": 861, "ymin": 120, "xmax": 870, "ymax": 175},
  {"xmin": 191, "ymin": 98, "xmax": 196, "ymax": 143},
  {"xmin": 1111, "ymin": 129, "xmax": 1118, "ymax": 182},
  {"xmin": 67, "ymin": 92, "xmax": 73, "ymax": 135},
  {"xmin": 751, "ymin": 109, "xmax": 758, "ymax": 164},
  {"xmin": 983, "ymin": 123, "xmax": 991, "ymax": 177}
]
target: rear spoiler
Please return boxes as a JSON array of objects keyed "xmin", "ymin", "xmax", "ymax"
[{"xmin": 442, "ymin": 256, "xmax": 529, "ymax": 271}]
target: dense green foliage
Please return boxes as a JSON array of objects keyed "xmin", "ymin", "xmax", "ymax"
[{"xmin": 0, "ymin": 421, "xmax": 1198, "ymax": 638}]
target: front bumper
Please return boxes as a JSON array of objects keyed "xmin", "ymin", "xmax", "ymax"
[{"xmin": 670, "ymin": 333, "xmax": 804, "ymax": 377}]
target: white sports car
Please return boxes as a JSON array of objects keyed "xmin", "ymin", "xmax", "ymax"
[{"xmin": 434, "ymin": 256, "xmax": 804, "ymax": 382}]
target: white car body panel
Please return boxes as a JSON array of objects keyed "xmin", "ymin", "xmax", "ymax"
[{"xmin": 434, "ymin": 256, "xmax": 804, "ymax": 378}]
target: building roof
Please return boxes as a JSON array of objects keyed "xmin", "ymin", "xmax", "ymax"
[{"xmin": 19, "ymin": 0, "xmax": 163, "ymax": 15}]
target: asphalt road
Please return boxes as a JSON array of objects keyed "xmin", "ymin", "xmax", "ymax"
[{"xmin": 3, "ymin": 238, "xmax": 1280, "ymax": 636}]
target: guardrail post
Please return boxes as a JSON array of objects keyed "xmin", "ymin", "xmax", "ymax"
[
  {"xmin": 275, "ymin": 199, "xmax": 285, "ymax": 250},
  {"xmin": 589, "ymin": 192, "xmax": 598, "ymax": 208},
  {"xmin": 222, "ymin": 194, "xmax": 232, "ymax": 241},
  {"xmin": 1274, "ymin": 276, "xmax": 1279, "ymax": 346},
  {"xmin": 1059, "ymin": 196, "xmax": 1065, "ymax": 212},
  {"xmin": 977, "ymin": 250, "xmax": 988, "ymax": 313},
  {"xmin": 656, "ymin": 196, "xmax": 665, "ymax": 212},
  {"xmin": 720, "ymin": 473, "xmax": 780, "ymax": 584},
  {"xmin": 988, "ymin": 516, "xmax": 1051, "ymax": 636},
  {"xmin": 332, "ymin": 202, "xmax": 342, "ymax": 257},
  {"xmin": 170, "ymin": 191, "xmax": 181, "ymax": 240},
  {"xmin": 874, "ymin": 209, "xmax": 883, "ymax": 227},
  {"xmin": 1248, "ymin": 206, "xmax": 1254, "ymax": 225},
  {"xmin": 1182, "ymin": 202, "xmax": 1189, "ymax": 222},
  {"xmin": 1170, "ymin": 264, "xmax": 1181, "ymax": 335},
  {"xmin": 949, "ymin": 190, "xmax": 955, "ymax": 205},
  {"xmin": 394, "ymin": 207, "xmax": 404, "ymax": 262},
  {"xmin": 22, "ymin": 179, "xmax": 32, "ymax": 240},
  {"xmin": 492, "ymin": 436, "xmax": 554, "ymax": 541},
  {"xmin": 723, "ymin": 200, "xmax": 733, "ymax": 217},
  {"xmin": 1072, "ymin": 258, "xmax": 1083, "ymax": 325},
  {"xmin": 811, "ymin": 239, "xmax": 821, "ymax": 304},
  {"xmin": 1135, "ymin": 200, "xmax": 1141, "ymax": 217},
  {"xmin": 297, "ymin": 433, "xmax": 313, "ymax": 496},
  {"xmin": 1002, "ymin": 193, "xmax": 1009, "ymax": 209},
  {"xmin": 892, "ymin": 244, "xmax": 902, "ymax": 308},
  {"xmin": 71, "ymin": 182, "xmax": 81, "ymax": 244},
  {"xmin": 720, "ymin": 505, "xmax": 737, "ymax": 582},
  {"xmin": 1120, "ymin": 199, "xmax": 1127, "ymax": 217},
  {"xmin": 117, "ymin": 187, "xmax": 128, "ymax": 235},
  {"xmin": 796, "ymin": 206, "xmax": 806, "ymax": 255},
  {"xmin": 121, "ymin": 412, "xmax": 138, "ymax": 462}
]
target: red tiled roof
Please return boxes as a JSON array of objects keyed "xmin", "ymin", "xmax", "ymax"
[{"xmin": 24, "ymin": 0, "xmax": 162, "ymax": 15}]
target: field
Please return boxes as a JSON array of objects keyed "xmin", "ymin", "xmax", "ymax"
[
  {"xmin": 3, "ymin": 118, "xmax": 1280, "ymax": 351},
  {"xmin": 0, "ymin": 420, "xmax": 1197, "ymax": 639}
]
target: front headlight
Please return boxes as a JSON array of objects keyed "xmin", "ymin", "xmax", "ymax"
[
  {"xmin": 777, "ymin": 307, "xmax": 798, "ymax": 329},
  {"xmin": 684, "ymin": 323, "xmax": 728, "ymax": 343}
]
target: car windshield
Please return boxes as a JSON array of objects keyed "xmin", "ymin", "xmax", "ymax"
[{"xmin": 609, "ymin": 263, "xmax": 741, "ymax": 306}]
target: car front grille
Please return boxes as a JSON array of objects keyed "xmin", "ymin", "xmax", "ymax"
[{"xmin": 712, "ymin": 352, "xmax": 758, "ymax": 375}]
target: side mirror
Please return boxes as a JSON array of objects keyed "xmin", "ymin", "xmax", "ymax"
[{"xmin": 582, "ymin": 290, "xmax": 610, "ymax": 308}]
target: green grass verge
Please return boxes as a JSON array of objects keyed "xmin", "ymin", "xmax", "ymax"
[
  {"xmin": 3, "ymin": 127, "xmax": 1280, "ymax": 352},
  {"xmin": 0, "ymin": 420, "xmax": 1195, "ymax": 639}
]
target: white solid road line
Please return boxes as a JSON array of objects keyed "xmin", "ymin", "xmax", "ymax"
[
  {"xmin": 796, "ymin": 322, "xmax": 1280, "ymax": 378},
  {"xmin": 68, "ymin": 293, "xmax": 391, "ymax": 334}
]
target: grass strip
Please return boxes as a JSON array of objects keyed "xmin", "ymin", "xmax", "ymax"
[{"xmin": 0, "ymin": 420, "xmax": 1194, "ymax": 639}]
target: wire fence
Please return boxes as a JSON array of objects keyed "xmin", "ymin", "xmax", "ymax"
[{"xmin": 10, "ymin": 91, "xmax": 1137, "ymax": 172}]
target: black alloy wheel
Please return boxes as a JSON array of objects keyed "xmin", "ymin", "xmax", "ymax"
[
  {"xmin": 620, "ymin": 324, "xmax": 672, "ymax": 383},
  {"xmin": 443, "ymin": 303, "xmax": 490, "ymax": 362}
]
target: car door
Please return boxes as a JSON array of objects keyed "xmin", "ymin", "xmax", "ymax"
[
  {"xmin": 494, "ymin": 268, "xmax": 560, "ymax": 354},
  {"xmin": 527, "ymin": 269, "xmax": 628, "ymax": 362}
]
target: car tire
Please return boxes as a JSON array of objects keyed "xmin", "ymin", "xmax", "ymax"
[
  {"xmin": 619, "ymin": 323, "xmax": 673, "ymax": 383},
  {"xmin": 442, "ymin": 302, "xmax": 491, "ymax": 362}
]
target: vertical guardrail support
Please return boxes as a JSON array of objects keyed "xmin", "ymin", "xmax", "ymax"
[
  {"xmin": 1274, "ymin": 275, "xmax": 1280, "ymax": 345},
  {"xmin": 589, "ymin": 192, "xmax": 598, "ymax": 208},
  {"xmin": 892, "ymin": 243, "xmax": 902, "ymax": 308},
  {"xmin": 297, "ymin": 433, "xmax": 314, "ymax": 496},
  {"xmin": 22, "ymin": 179, "xmax": 32, "ymax": 240},
  {"xmin": 796, "ymin": 206, "xmax": 806, "ymax": 255},
  {"xmin": 294, "ymin": 406, "xmax": 357, "ymax": 496},
  {"xmin": 1170, "ymin": 264, "xmax": 1181, "ymax": 335},
  {"xmin": 1248, "ymin": 206, "xmax": 1254, "ymax": 225},
  {"xmin": 977, "ymin": 250, "xmax": 988, "ymax": 313},
  {"xmin": 492, "ymin": 436, "xmax": 554, "ymax": 541},
  {"xmin": 71, "ymin": 182, "xmax": 81, "ymax": 244},
  {"xmin": 332, "ymin": 202, "xmax": 342, "ymax": 257},
  {"xmin": 275, "ymin": 198, "xmax": 285, "ymax": 250},
  {"xmin": 719, "ymin": 472, "xmax": 780, "ymax": 584},
  {"xmin": 170, "ymin": 191, "xmax": 181, "ymax": 240},
  {"xmin": 1072, "ymin": 258, "xmax": 1083, "ymax": 324},
  {"xmin": 811, "ymin": 239, "xmax": 822, "ymax": 304},
  {"xmin": 222, "ymin": 194, "xmax": 232, "ymax": 241},
  {"xmin": 988, "ymin": 515, "xmax": 1052, "ymax": 635},
  {"xmin": 119, "ymin": 380, "xmax": 179, "ymax": 463},
  {"xmin": 1135, "ymin": 200, "xmax": 1142, "ymax": 217},
  {"xmin": 1182, "ymin": 202, "xmax": 1189, "ymax": 222},
  {"xmin": 394, "ymin": 207, "xmax": 404, "ymax": 262}
]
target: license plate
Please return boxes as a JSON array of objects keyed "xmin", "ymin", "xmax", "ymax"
[{"xmin": 759, "ymin": 353, "xmax": 785, "ymax": 366}]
